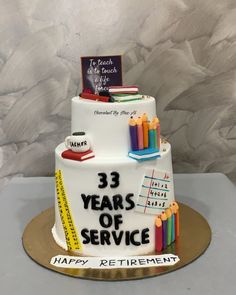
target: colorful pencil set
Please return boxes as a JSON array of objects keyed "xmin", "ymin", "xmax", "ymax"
[
  {"xmin": 129, "ymin": 114, "xmax": 161, "ymax": 152},
  {"xmin": 155, "ymin": 201, "xmax": 180, "ymax": 252}
]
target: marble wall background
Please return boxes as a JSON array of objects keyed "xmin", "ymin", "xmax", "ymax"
[{"xmin": 1, "ymin": 0, "xmax": 236, "ymax": 188}]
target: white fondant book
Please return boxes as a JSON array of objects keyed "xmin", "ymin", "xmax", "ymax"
[{"xmin": 109, "ymin": 85, "xmax": 138, "ymax": 94}]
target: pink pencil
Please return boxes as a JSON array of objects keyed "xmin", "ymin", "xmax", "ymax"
[{"xmin": 137, "ymin": 117, "xmax": 144, "ymax": 150}]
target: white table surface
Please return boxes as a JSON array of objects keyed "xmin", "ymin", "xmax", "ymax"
[{"xmin": 0, "ymin": 173, "xmax": 235, "ymax": 294}]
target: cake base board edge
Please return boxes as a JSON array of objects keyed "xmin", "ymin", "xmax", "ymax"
[{"xmin": 22, "ymin": 203, "xmax": 211, "ymax": 281}]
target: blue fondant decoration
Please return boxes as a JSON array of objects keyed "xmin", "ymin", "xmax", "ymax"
[{"xmin": 128, "ymin": 148, "xmax": 160, "ymax": 162}]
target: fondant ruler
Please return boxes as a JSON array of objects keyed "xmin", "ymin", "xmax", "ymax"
[{"xmin": 55, "ymin": 170, "xmax": 82, "ymax": 251}]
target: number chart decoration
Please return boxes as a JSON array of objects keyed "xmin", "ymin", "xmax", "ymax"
[{"xmin": 135, "ymin": 168, "xmax": 174, "ymax": 215}]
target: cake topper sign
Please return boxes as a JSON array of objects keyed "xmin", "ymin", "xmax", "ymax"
[{"xmin": 81, "ymin": 55, "xmax": 122, "ymax": 94}]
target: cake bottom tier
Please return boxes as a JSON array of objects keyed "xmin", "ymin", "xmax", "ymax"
[{"xmin": 52, "ymin": 142, "xmax": 175, "ymax": 256}]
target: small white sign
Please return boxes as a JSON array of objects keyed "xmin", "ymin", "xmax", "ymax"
[
  {"xmin": 50, "ymin": 254, "xmax": 179, "ymax": 269},
  {"xmin": 135, "ymin": 169, "xmax": 173, "ymax": 214}
]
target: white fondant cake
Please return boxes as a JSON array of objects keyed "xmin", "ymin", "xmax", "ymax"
[{"xmin": 52, "ymin": 96, "xmax": 175, "ymax": 256}]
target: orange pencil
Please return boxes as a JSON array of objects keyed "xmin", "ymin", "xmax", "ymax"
[
  {"xmin": 155, "ymin": 216, "xmax": 163, "ymax": 252},
  {"xmin": 137, "ymin": 117, "xmax": 144, "ymax": 150},
  {"xmin": 142, "ymin": 113, "xmax": 149, "ymax": 148},
  {"xmin": 172, "ymin": 201, "xmax": 180, "ymax": 238}
]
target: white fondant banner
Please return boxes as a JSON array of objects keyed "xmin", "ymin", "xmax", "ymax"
[{"xmin": 50, "ymin": 254, "xmax": 180, "ymax": 269}]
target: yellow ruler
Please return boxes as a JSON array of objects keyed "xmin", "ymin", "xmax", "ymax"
[{"xmin": 55, "ymin": 169, "xmax": 82, "ymax": 251}]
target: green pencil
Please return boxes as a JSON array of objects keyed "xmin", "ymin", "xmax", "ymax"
[{"xmin": 166, "ymin": 208, "xmax": 172, "ymax": 246}]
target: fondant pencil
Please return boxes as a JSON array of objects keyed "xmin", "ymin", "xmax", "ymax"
[
  {"xmin": 165, "ymin": 208, "xmax": 172, "ymax": 246},
  {"xmin": 172, "ymin": 201, "xmax": 180, "ymax": 238},
  {"xmin": 151, "ymin": 118, "xmax": 157, "ymax": 149},
  {"xmin": 161, "ymin": 211, "xmax": 168, "ymax": 249},
  {"xmin": 170, "ymin": 204, "xmax": 176, "ymax": 243},
  {"xmin": 142, "ymin": 113, "xmax": 149, "ymax": 148},
  {"xmin": 137, "ymin": 117, "xmax": 144, "ymax": 150},
  {"xmin": 152, "ymin": 117, "xmax": 161, "ymax": 150},
  {"xmin": 148, "ymin": 122, "xmax": 155, "ymax": 149},
  {"xmin": 129, "ymin": 118, "xmax": 138, "ymax": 151},
  {"xmin": 156, "ymin": 118, "xmax": 161, "ymax": 150},
  {"xmin": 153, "ymin": 125, "xmax": 158, "ymax": 149},
  {"xmin": 155, "ymin": 216, "xmax": 163, "ymax": 252}
]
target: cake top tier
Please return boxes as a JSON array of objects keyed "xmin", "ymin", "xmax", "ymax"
[{"xmin": 71, "ymin": 96, "xmax": 157, "ymax": 157}]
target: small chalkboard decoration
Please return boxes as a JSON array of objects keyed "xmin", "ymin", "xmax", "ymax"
[{"xmin": 81, "ymin": 55, "xmax": 122, "ymax": 94}]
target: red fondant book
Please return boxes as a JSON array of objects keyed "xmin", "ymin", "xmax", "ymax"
[
  {"xmin": 80, "ymin": 92, "xmax": 109, "ymax": 102},
  {"xmin": 61, "ymin": 149, "xmax": 95, "ymax": 161}
]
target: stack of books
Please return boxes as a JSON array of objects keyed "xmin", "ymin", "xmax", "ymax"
[{"xmin": 109, "ymin": 85, "xmax": 143, "ymax": 102}]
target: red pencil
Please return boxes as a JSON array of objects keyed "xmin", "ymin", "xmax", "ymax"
[
  {"xmin": 80, "ymin": 92, "xmax": 110, "ymax": 102},
  {"xmin": 155, "ymin": 216, "xmax": 163, "ymax": 252}
]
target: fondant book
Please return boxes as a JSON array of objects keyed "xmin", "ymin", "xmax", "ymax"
[
  {"xmin": 128, "ymin": 148, "xmax": 160, "ymax": 161},
  {"xmin": 61, "ymin": 149, "xmax": 95, "ymax": 161},
  {"xmin": 112, "ymin": 94, "xmax": 143, "ymax": 102},
  {"xmin": 109, "ymin": 85, "xmax": 138, "ymax": 94}
]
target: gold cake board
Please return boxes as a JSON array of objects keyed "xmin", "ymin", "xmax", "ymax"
[{"xmin": 22, "ymin": 203, "xmax": 211, "ymax": 281}]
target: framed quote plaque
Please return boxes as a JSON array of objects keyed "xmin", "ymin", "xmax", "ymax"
[{"xmin": 81, "ymin": 55, "xmax": 122, "ymax": 94}]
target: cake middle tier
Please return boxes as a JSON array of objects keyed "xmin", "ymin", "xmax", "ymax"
[{"xmin": 71, "ymin": 96, "xmax": 156, "ymax": 157}]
